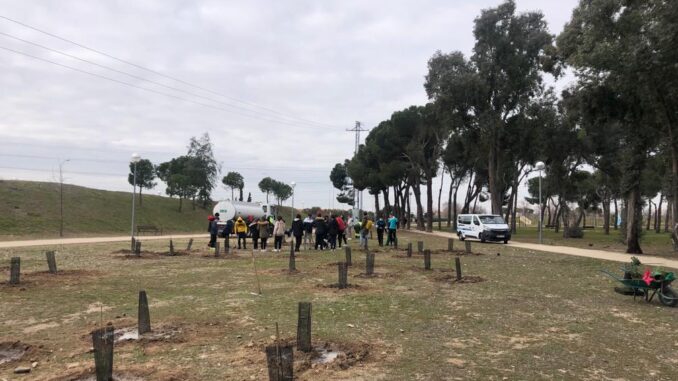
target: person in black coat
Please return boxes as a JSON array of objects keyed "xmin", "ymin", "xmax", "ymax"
[
  {"xmin": 291, "ymin": 214, "xmax": 304, "ymax": 252},
  {"xmin": 313, "ymin": 214, "xmax": 327, "ymax": 250},
  {"xmin": 327, "ymin": 214, "xmax": 339, "ymax": 250}
]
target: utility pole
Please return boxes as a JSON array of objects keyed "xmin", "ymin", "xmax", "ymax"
[{"xmin": 346, "ymin": 121, "xmax": 368, "ymax": 219}]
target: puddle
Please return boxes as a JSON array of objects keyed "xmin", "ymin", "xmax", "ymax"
[
  {"xmin": 314, "ymin": 348, "xmax": 344, "ymax": 364},
  {"xmin": 0, "ymin": 342, "xmax": 29, "ymax": 365}
]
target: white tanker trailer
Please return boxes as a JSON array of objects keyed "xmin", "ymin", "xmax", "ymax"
[{"xmin": 212, "ymin": 200, "xmax": 276, "ymax": 233}]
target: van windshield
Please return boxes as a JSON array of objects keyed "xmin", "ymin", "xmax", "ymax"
[{"xmin": 479, "ymin": 215, "xmax": 506, "ymax": 224}]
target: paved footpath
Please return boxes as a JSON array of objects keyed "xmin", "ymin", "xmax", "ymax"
[
  {"xmin": 412, "ymin": 229, "xmax": 678, "ymax": 270},
  {"xmin": 0, "ymin": 234, "xmax": 209, "ymax": 249}
]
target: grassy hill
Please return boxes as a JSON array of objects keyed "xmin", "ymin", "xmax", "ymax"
[{"xmin": 0, "ymin": 180, "xmax": 212, "ymax": 240}]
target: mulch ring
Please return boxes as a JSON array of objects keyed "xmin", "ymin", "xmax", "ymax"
[
  {"xmin": 260, "ymin": 269, "xmax": 301, "ymax": 275},
  {"xmin": 0, "ymin": 341, "xmax": 38, "ymax": 366},
  {"xmin": 354, "ymin": 271, "xmax": 401, "ymax": 279},
  {"xmin": 80, "ymin": 322, "xmax": 184, "ymax": 348},
  {"xmin": 1, "ymin": 270, "xmax": 101, "ymax": 290},
  {"xmin": 251, "ymin": 338, "xmax": 376, "ymax": 375},
  {"xmin": 434, "ymin": 274, "xmax": 486, "ymax": 284},
  {"xmin": 316, "ymin": 283, "xmax": 366, "ymax": 291}
]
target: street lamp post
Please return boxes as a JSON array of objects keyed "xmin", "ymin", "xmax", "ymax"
[
  {"xmin": 535, "ymin": 161, "xmax": 545, "ymax": 244},
  {"xmin": 290, "ymin": 181, "xmax": 296, "ymax": 223},
  {"xmin": 130, "ymin": 153, "xmax": 141, "ymax": 240},
  {"xmin": 59, "ymin": 159, "xmax": 70, "ymax": 237}
]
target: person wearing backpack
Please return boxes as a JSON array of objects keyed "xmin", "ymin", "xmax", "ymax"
[
  {"xmin": 291, "ymin": 214, "xmax": 304, "ymax": 252},
  {"xmin": 302, "ymin": 214, "xmax": 314, "ymax": 250},
  {"xmin": 387, "ymin": 214, "xmax": 398, "ymax": 246},
  {"xmin": 376, "ymin": 216, "xmax": 386, "ymax": 247}
]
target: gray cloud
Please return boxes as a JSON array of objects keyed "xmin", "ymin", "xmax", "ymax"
[{"xmin": 0, "ymin": 0, "xmax": 579, "ymax": 209}]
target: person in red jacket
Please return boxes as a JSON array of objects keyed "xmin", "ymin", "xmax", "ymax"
[{"xmin": 336, "ymin": 215, "xmax": 347, "ymax": 247}]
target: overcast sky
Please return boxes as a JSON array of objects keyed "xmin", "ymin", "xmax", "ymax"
[{"xmin": 0, "ymin": 0, "xmax": 580, "ymax": 211}]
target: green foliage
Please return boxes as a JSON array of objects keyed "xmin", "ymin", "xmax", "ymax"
[
  {"xmin": 258, "ymin": 177, "xmax": 275, "ymax": 203},
  {"xmin": 127, "ymin": 159, "xmax": 156, "ymax": 205},
  {"xmin": 187, "ymin": 133, "xmax": 220, "ymax": 207},
  {"xmin": 222, "ymin": 171, "xmax": 245, "ymax": 201}
]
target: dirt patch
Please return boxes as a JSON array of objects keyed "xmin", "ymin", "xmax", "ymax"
[
  {"xmin": 316, "ymin": 283, "xmax": 365, "ymax": 291},
  {"xmin": 48, "ymin": 367, "xmax": 187, "ymax": 381},
  {"xmin": 0, "ymin": 341, "xmax": 31, "ymax": 365},
  {"xmin": 113, "ymin": 249, "xmax": 189, "ymax": 259},
  {"xmin": 434, "ymin": 275, "xmax": 486, "ymax": 284},
  {"xmin": 232, "ymin": 338, "xmax": 378, "ymax": 380},
  {"xmin": 260, "ymin": 269, "xmax": 301, "ymax": 275},
  {"xmin": 354, "ymin": 272, "xmax": 400, "ymax": 279},
  {"xmin": 409, "ymin": 266, "xmax": 453, "ymax": 273},
  {"xmin": 199, "ymin": 253, "xmax": 246, "ymax": 260},
  {"xmin": 112, "ymin": 325, "xmax": 184, "ymax": 344}
]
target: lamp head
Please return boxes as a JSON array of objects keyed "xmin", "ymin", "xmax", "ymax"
[
  {"xmin": 535, "ymin": 161, "xmax": 545, "ymax": 171},
  {"xmin": 131, "ymin": 153, "xmax": 141, "ymax": 163}
]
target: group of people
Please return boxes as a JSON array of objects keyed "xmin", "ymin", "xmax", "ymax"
[{"xmin": 207, "ymin": 211, "xmax": 399, "ymax": 253}]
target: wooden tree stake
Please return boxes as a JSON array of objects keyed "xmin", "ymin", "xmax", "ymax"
[
  {"xmin": 186, "ymin": 238, "xmax": 193, "ymax": 251},
  {"xmin": 345, "ymin": 246, "xmax": 352, "ymax": 266},
  {"xmin": 265, "ymin": 344, "xmax": 294, "ymax": 381},
  {"xmin": 338, "ymin": 262, "xmax": 348, "ymax": 289},
  {"xmin": 417, "ymin": 241, "xmax": 424, "ymax": 254},
  {"xmin": 138, "ymin": 290, "xmax": 151, "ymax": 334},
  {"xmin": 424, "ymin": 249, "xmax": 431, "ymax": 270},
  {"xmin": 455, "ymin": 257, "xmax": 462, "ymax": 281},
  {"xmin": 215, "ymin": 241, "xmax": 221, "ymax": 257},
  {"xmin": 366, "ymin": 251, "xmax": 375, "ymax": 275},
  {"xmin": 296, "ymin": 302, "xmax": 312, "ymax": 352},
  {"xmin": 288, "ymin": 244, "xmax": 296, "ymax": 271},
  {"xmin": 135, "ymin": 241, "xmax": 142, "ymax": 257},
  {"xmin": 91, "ymin": 325, "xmax": 114, "ymax": 381},
  {"xmin": 169, "ymin": 240, "xmax": 175, "ymax": 256},
  {"xmin": 9, "ymin": 257, "xmax": 20, "ymax": 285},
  {"xmin": 448, "ymin": 238, "xmax": 454, "ymax": 252},
  {"xmin": 465, "ymin": 241, "xmax": 471, "ymax": 254},
  {"xmin": 407, "ymin": 242, "xmax": 412, "ymax": 258},
  {"xmin": 46, "ymin": 251, "xmax": 57, "ymax": 274}
]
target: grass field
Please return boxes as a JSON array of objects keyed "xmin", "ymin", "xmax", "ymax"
[
  {"xmin": 1, "ymin": 231, "xmax": 676, "ymax": 380},
  {"xmin": 0, "ymin": 180, "xmax": 212, "ymax": 240}
]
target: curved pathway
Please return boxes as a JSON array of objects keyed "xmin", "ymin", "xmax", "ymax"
[{"xmin": 413, "ymin": 230, "xmax": 678, "ymax": 270}]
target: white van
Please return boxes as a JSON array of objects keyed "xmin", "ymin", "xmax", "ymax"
[{"xmin": 457, "ymin": 214, "xmax": 511, "ymax": 244}]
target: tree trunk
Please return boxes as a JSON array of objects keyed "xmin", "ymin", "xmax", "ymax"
[
  {"xmin": 179, "ymin": 197, "xmax": 183, "ymax": 212},
  {"xmin": 437, "ymin": 170, "xmax": 445, "ymax": 231},
  {"xmin": 453, "ymin": 183, "xmax": 459, "ymax": 231},
  {"xmin": 655, "ymin": 194, "xmax": 663, "ymax": 233},
  {"xmin": 374, "ymin": 192, "xmax": 380, "ymax": 217},
  {"xmin": 665, "ymin": 199, "xmax": 672, "ymax": 233},
  {"xmin": 554, "ymin": 197, "xmax": 563, "ymax": 233},
  {"xmin": 446, "ymin": 175, "xmax": 454, "ymax": 228},
  {"xmin": 646, "ymin": 200, "xmax": 652, "ymax": 231},
  {"xmin": 603, "ymin": 198, "xmax": 611, "ymax": 235},
  {"xmin": 626, "ymin": 188, "xmax": 643, "ymax": 254},
  {"xmin": 426, "ymin": 175, "xmax": 434, "ymax": 233},
  {"xmin": 406, "ymin": 186, "xmax": 412, "ymax": 229},
  {"xmin": 613, "ymin": 199, "xmax": 619, "ymax": 230},
  {"xmin": 139, "ymin": 187, "xmax": 143, "ymax": 207},
  {"xmin": 239, "ymin": 188, "xmax": 243, "ymax": 201},
  {"xmin": 488, "ymin": 144, "xmax": 501, "ymax": 214},
  {"xmin": 511, "ymin": 184, "xmax": 518, "ymax": 234},
  {"xmin": 412, "ymin": 183, "xmax": 425, "ymax": 231},
  {"xmin": 383, "ymin": 188, "xmax": 391, "ymax": 216},
  {"xmin": 393, "ymin": 186, "xmax": 400, "ymax": 223}
]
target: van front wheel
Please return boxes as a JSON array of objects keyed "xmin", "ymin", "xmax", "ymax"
[
  {"xmin": 459, "ymin": 233, "xmax": 465, "ymax": 241},
  {"xmin": 479, "ymin": 233, "xmax": 486, "ymax": 243}
]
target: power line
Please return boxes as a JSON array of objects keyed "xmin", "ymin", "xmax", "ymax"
[
  {"xmin": 0, "ymin": 14, "xmax": 342, "ymax": 129},
  {"xmin": 0, "ymin": 152, "xmax": 330, "ymax": 172},
  {"xmin": 0, "ymin": 45, "xmax": 330, "ymax": 130},
  {"xmin": 0, "ymin": 31, "xmax": 336, "ymax": 130}
]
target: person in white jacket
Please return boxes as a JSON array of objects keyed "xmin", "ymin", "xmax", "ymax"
[{"xmin": 273, "ymin": 216, "xmax": 286, "ymax": 252}]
